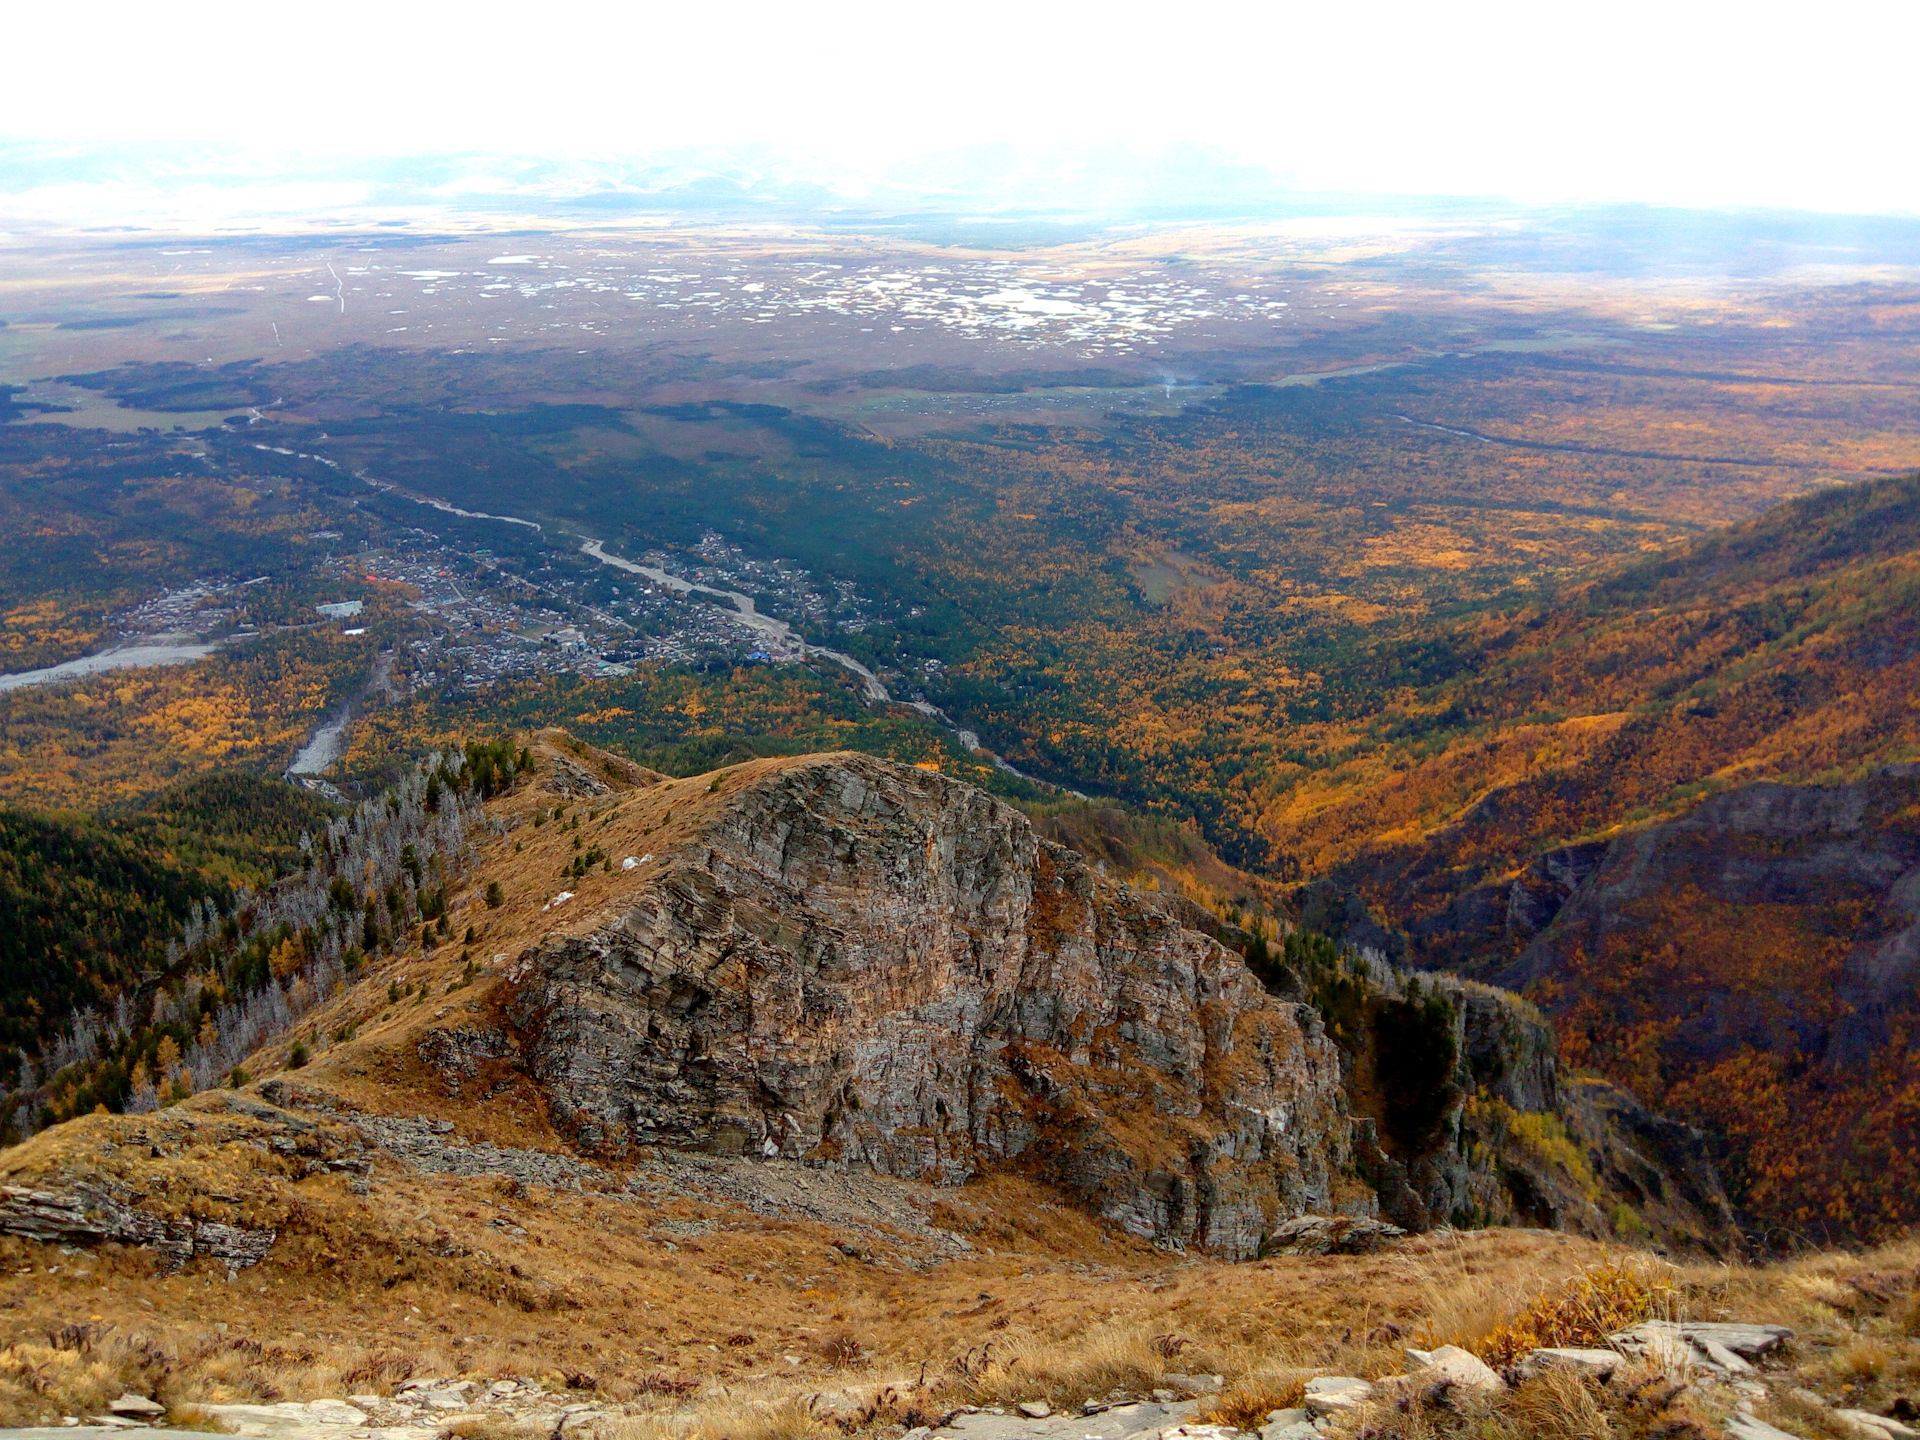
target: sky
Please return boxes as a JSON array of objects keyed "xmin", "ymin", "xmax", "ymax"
[{"xmin": 4, "ymin": 0, "xmax": 1917, "ymax": 218}]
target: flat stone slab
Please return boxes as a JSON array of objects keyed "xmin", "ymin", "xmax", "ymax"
[
  {"xmin": 1676, "ymin": 1324, "xmax": 1793, "ymax": 1360},
  {"xmin": 1834, "ymin": 1411, "xmax": 1920, "ymax": 1440},
  {"xmin": 1405, "ymin": 1346, "xmax": 1502, "ymax": 1393},
  {"xmin": 1608, "ymin": 1321, "xmax": 1794, "ymax": 1375},
  {"xmin": 1302, "ymin": 1378, "xmax": 1371, "ymax": 1416},
  {"xmin": 933, "ymin": 1400, "xmax": 1201, "ymax": 1440},
  {"xmin": 201, "ymin": 1403, "xmax": 370, "ymax": 1436}
]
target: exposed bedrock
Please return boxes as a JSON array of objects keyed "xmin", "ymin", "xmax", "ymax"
[{"xmin": 504, "ymin": 754, "xmax": 1355, "ymax": 1257}]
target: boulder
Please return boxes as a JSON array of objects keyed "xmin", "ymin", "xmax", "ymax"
[
  {"xmin": 1259, "ymin": 1215, "xmax": 1406, "ymax": 1258},
  {"xmin": 1303, "ymin": 1377, "xmax": 1373, "ymax": 1416},
  {"xmin": 1606, "ymin": 1321, "xmax": 1699, "ymax": 1372},
  {"xmin": 1834, "ymin": 1411, "xmax": 1920, "ymax": 1440},
  {"xmin": 1726, "ymin": 1417, "xmax": 1800, "ymax": 1440},
  {"xmin": 1018, "ymin": 1403, "xmax": 1052, "ymax": 1420},
  {"xmin": 1405, "ymin": 1346, "xmax": 1504, "ymax": 1393},
  {"xmin": 108, "ymin": 1397, "xmax": 166, "ymax": 1419}
]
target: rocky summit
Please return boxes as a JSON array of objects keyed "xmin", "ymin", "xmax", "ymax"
[
  {"xmin": 0, "ymin": 733, "xmax": 1895, "ymax": 1440},
  {"xmin": 398, "ymin": 737, "xmax": 1730, "ymax": 1258},
  {"xmin": 500, "ymin": 751, "xmax": 1353, "ymax": 1257}
]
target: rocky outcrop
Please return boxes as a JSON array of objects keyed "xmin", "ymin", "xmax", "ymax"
[
  {"xmin": 0, "ymin": 1182, "xmax": 275, "ymax": 1268},
  {"xmin": 1328, "ymin": 960, "xmax": 1736, "ymax": 1251},
  {"xmin": 503, "ymin": 754, "xmax": 1356, "ymax": 1257},
  {"xmin": 1257, "ymin": 1214, "xmax": 1405, "ymax": 1257}
]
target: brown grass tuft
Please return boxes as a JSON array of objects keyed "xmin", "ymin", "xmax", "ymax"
[{"xmin": 1502, "ymin": 1367, "xmax": 1612, "ymax": 1440}]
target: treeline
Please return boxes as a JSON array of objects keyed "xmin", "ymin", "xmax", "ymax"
[{"xmin": 0, "ymin": 736, "xmax": 530, "ymax": 1140}]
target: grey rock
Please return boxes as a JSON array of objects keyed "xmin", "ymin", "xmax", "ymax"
[
  {"xmin": 504, "ymin": 754, "xmax": 1356, "ymax": 1256},
  {"xmin": 1302, "ymin": 1378, "xmax": 1371, "ymax": 1416},
  {"xmin": 1017, "ymin": 1404, "xmax": 1052, "ymax": 1419},
  {"xmin": 1608, "ymin": 1320, "xmax": 1792, "ymax": 1371},
  {"xmin": 1700, "ymin": 1339, "xmax": 1754, "ymax": 1375},
  {"xmin": 933, "ymin": 1399, "xmax": 1198, "ymax": 1440},
  {"xmin": 0, "ymin": 1184, "xmax": 276, "ymax": 1270},
  {"xmin": 1259, "ymin": 1215, "xmax": 1405, "ymax": 1258},
  {"xmin": 107, "ymin": 1398, "xmax": 165, "ymax": 1419},
  {"xmin": 1163, "ymin": 1376, "xmax": 1223, "ymax": 1397},
  {"xmin": 1834, "ymin": 1412, "xmax": 1919, "ymax": 1440},
  {"xmin": 1675, "ymin": 1323, "xmax": 1793, "ymax": 1360},
  {"xmin": 1404, "ymin": 1345, "xmax": 1503, "ymax": 1393},
  {"xmin": 1726, "ymin": 1417, "xmax": 1800, "ymax": 1440}
]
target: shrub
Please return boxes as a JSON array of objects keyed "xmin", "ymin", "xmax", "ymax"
[{"xmin": 1476, "ymin": 1261, "xmax": 1674, "ymax": 1366}]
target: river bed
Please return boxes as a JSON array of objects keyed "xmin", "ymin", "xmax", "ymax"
[{"xmin": 0, "ymin": 638, "xmax": 220, "ymax": 692}]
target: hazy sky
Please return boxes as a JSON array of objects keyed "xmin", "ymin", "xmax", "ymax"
[{"xmin": 6, "ymin": 0, "xmax": 1916, "ymax": 215}]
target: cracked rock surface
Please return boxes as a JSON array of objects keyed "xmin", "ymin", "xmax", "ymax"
[{"xmin": 504, "ymin": 753, "xmax": 1357, "ymax": 1257}]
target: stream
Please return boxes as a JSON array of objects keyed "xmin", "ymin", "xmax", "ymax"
[
  {"xmin": 579, "ymin": 539, "xmax": 888, "ymax": 702},
  {"xmin": 578, "ymin": 539, "xmax": 1061, "ymax": 788}
]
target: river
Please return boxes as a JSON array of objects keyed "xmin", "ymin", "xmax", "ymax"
[
  {"xmin": 0, "ymin": 638, "xmax": 220, "ymax": 692},
  {"xmin": 579, "ymin": 539, "xmax": 890, "ymax": 703}
]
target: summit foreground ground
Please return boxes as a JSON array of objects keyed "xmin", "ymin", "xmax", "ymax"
[{"xmin": 0, "ymin": 735, "xmax": 1914, "ymax": 1440}]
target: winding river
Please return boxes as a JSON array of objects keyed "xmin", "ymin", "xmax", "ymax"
[{"xmin": 578, "ymin": 539, "xmax": 890, "ymax": 703}]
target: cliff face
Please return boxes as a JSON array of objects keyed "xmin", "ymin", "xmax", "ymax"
[
  {"xmin": 503, "ymin": 754, "xmax": 1355, "ymax": 1257},
  {"xmin": 1499, "ymin": 768, "xmax": 1920, "ymax": 1060},
  {"xmin": 1483, "ymin": 767, "xmax": 1920, "ymax": 1239},
  {"xmin": 1258, "ymin": 935, "xmax": 1738, "ymax": 1253}
]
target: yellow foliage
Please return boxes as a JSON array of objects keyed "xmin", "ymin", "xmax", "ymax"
[{"xmin": 1473, "ymin": 1261, "xmax": 1674, "ymax": 1366}]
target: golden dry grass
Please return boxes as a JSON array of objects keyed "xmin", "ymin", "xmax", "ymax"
[{"xmin": 1, "ymin": 735, "xmax": 1916, "ymax": 1434}]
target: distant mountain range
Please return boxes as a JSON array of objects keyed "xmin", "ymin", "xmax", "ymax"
[{"xmin": 6, "ymin": 138, "xmax": 1920, "ymax": 275}]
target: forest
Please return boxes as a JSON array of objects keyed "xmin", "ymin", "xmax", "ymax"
[{"xmin": 4, "ymin": 290, "xmax": 1918, "ymax": 1240}]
